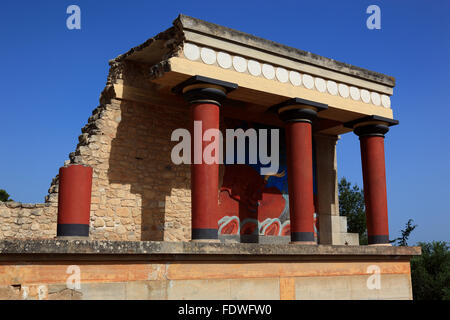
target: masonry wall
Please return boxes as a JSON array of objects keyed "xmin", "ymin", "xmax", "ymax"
[
  {"xmin": 0, "ymin": 202, "xmax": 57, "ymax": 239},
  {"xmin": 76, "ymin": 98, "xmax": 192, "ymax": 241}
]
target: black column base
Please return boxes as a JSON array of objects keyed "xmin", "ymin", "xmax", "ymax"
[
  {"xmin": 57, "ymin": 224, "xmax": 89, "ymax": 237},
  {"xmin": 368, "ymin": 234, "xmax": 390, "ymax": 244},
  {"xmin": 192, "ymin": 228, "xmax": 218, "ymax": 240},
  {"xmin": 291, "ymin": 231, "xmax": 315, "ymax": 242}
]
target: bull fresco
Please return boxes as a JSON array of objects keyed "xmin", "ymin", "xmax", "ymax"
[{"xmin": 218, "ymin": 119, "xmax": 318, "ymax": 238}]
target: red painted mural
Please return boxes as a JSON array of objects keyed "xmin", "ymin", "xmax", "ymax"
[
  {"xmin": 217, "ymin": 120, "xmax": 319, "ymax": 238},
  {"xmin": 218, "ymin": 164, "xmax": 290, "ymax": 236}
]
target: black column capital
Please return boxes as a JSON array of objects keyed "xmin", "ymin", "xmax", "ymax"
[
  {"xmin": 270, "ymin": 97, "xmax": 328, "ymax": 123},
  {"xmin": 172, "ymin": 75, "xmax": 238, "ymax": 106},
  {"xmin": 345, "ymin": 115, "xmax": 399, "ymax": 138}
]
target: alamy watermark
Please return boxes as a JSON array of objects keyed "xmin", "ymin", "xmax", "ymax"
[
  {"xmin": 66, "ymin": 265, "xmax": 81, "ymax": 290},
  {"xmin": 366, "ymin": 5, "xmax": 381, "ymax": 30},
  {"xmin": 66, "ymin": 5, "xmax": 81, "ymax": 30},
  {"xmin": 366, "ymin": 264, "xmax": 381, "ymax": 290},
  {"xmin": 171, "ymin": 122, "xmax": 280, "ymax": 175}
]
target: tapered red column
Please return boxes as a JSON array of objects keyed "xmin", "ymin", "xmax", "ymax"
[
  {"xmin": 346, "ymin": 116, "xmax": 399, "ymax": 245},
  {"xmin": 286, "ymin": 120, "xmax": 315, "ymax": 243},
  {"xmin": 173, "ymin": 75, "xmax": 237, "ymax": 241},
  {"xmin": 190, "ymin": 102, "xmax": 220, "ymax": 240},
  {"xmin": 57, "ymin": 164, "xmax": 93, "ymax": 237},
  {"xmin": 360, "ymin": 135, "xmax": 389, "ymax": 244},
  {"xmin": 272, "ymin": 98, "xmax": 327, "ymax": 244}
]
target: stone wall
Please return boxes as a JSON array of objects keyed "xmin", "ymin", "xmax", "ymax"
[
  {"xmin": 0, "ymin": 202, "xmax": 57, "ymax": 239},
  {"xmin": 78, "ymin": 97, "xmax": 191, "ymax": 241}
]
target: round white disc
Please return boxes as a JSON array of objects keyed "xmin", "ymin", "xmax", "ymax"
[
  {"xmin": 381, "ymin": 95, "xmax": 391, "ymax": 108},
  {"xmin": 248, "ymin": 60, "xmax": 262, "ymax": 76},
  {"xmin": 315, "ymin": 77, "xmax": 326, "ymax": 92},
  {"xmin": 183, "ymin": 43, "xmax": 200, "ymax": 61},
  {"xmin": 303, "ymin": 74, "xmax": 314, "ymax": 89},
  {"xmin": 276, "ymin": 67, "xmax": 289, "ymax": 83},
  {"xmin": 350, "ymin": 87, "xmax": 360, "ymax": 101},
  {"xmin": 217, "ymin": 52, "xmax": 232, "ymax": 69},
  {"xmin": 262, "ymin": 64, "xmax": 275, "ymax": 79},
  {"xmin": 371, "ymin": 92, "xmax": 381, "ymax": 106},
  {"xmin": 289, "ymin": 71, "xmax": 301, "ymax": 86},
  {"xmin": 361, "ymin": 89, "xmax": 371, "ymax": 103},
  {"xmin": 233, "ymin": 56, "xmax": 247, "ymax": 73},
  {"xmin": 327, "ymin": 80, "xmax": 338, "ymax": 95},
  {"xmin": 200, "ymin": 47, "xmax": 216, "ymax": 65},
  {"xmin": 338, "ymin": 83, "xmax": 349, "ymax": 98}
]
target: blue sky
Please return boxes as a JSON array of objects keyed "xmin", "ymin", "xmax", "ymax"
[{"xmin": 0, "ymin": 1, "xmax": 449, "ymax": 244}]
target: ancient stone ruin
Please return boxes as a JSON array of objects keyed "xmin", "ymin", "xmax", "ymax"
[{"xmin": 0, "ymin": 15, "xmax": 420, "ymax": 300}]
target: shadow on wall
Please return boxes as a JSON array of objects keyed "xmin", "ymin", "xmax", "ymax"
[{"xmin": 107, "ymin": 98, "xmax": 191, "ymax": 241}]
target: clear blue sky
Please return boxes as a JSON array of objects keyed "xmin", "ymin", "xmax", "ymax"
[{"xmin": 1, "ymin": 1, "xmax": 449, "ymax": 244}]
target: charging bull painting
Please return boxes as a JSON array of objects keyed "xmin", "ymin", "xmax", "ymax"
[{"xmin": 218, "ymin": 120, "xmax": 318, "ymax": 238}]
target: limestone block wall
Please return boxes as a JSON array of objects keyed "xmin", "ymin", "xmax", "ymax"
[
  {"xmin": 0, "ymin": 202, "xmax": 57, "ymax": 239},
  {"xmin": 70, "ymin": 97, "xmax": 191, "ymax": 241}
]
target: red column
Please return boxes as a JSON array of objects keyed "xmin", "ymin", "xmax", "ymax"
[
  {"xmin": 173, "ymin": 75, "xmax": 237, "ymax": 241},
  {"xmin": 360, "ymin": 135, "xmax": 389, "ymax": 244},
  {"xmin": 285, "ymin": 121, "xmax": 315, "ymax": 243},
  {"xmin": 274, "ymin": 98, "xmax": 327, "ymax": 244},
  {"xmin": 191, "ymin": 103, "xmax": 220, "ymax": 240},
  {"xmin": 348, "ymin": 116, "xmax": 398, "ymax": 245},
  {"xmin": 57, "ymin": 164, "xmax": 93, "ymax": 237}
]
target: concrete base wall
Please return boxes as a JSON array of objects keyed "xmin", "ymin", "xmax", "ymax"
[
  {"xmin": 0, "ymin": 240, "xmax": 419, "ymax": 300},
  {"xmin": 0, "ymin": 260, "xmax": 413, "ymax": 300}
]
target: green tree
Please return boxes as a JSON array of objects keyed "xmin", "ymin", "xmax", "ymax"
[
  {"xmin": 338, "ymin": 177, "xmax": 368, "ymax": 245},
  {"xmin": 390, "ymin": 219, "xmax": 417, "ymax": 246},
  {"xmin": 411, "ymin": 241, "xmax": 450, "ymax": 300},
  {"xmin": 0, "ymin": 189, "xmax": 12, "ymax": 202}
]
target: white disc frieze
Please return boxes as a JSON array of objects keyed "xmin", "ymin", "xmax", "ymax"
[
  {"xmin": 349, "ymin": 87, "xmax": 361, "ymax": 101},
  {"xmin": 183, "ymin": 43, "xmax": 200, "ymax": 61},
  {"xmin": 315, "ymin": 77, "xmax": 326, "ymax": 92},
  {"xmin": 276, "ymin": 67, "xmax": 289, "ymax": 83},
  {"xmin": 232, "ymin": 56, "xmax": 247, "ymax": 73},
  {"xmin": 303, "ymin": 74, "xmax": 314, "ymax": 89},
  {"xmin": 289, "ymin": 71, "xmax": 302, "ymax": 86},
  {"xmin": 217, "ymin": 52, "xmax": 232, "ymax": 69},
  {"xmin": 338, "ymin": 83, "xmax": 349, "ymax": 98},
  {"xmin": 327, "ymin": 80, "xmax": 338, "ymax": 95},
  {"xmin": 200, "ymin": 47, "xmax": 216, "ymax": 65},
  {"xmin": 248, "ymin": 60, "xmax": 262, "ymax": 76},
  {"xmin": 262, "ymin": 64, "xmax": 275, "ymax": 80},
  {"xmin": 361, "ymin": 89, "xmax": 371, "ymax": 103}
]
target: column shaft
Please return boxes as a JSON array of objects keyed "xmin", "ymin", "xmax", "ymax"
[
  {"xmin": 286, "ymin": 121, "xmax": 315, "ymax": 243},
  {"xmin": 360, "ymin": 135, "xmax": 389, "ymax": 244},
  {"xmin": 57, "ymin": 164, "xmax": 93, "ymax": 237},
  {"xmin": 191, "ymin": 103, "xmax": 220, "ymax": 240},
  {"xmin": 172, "ymin": 75, "xmax": 237, "ymax": 241}
]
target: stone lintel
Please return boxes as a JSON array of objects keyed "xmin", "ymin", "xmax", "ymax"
[
  {"xmin": 0, "ymin": 240, "xmax": 421, "ymax": 262},
  {"xmin": 175, "ymin": 14, "xmax": 395, "ymax": 88}
]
